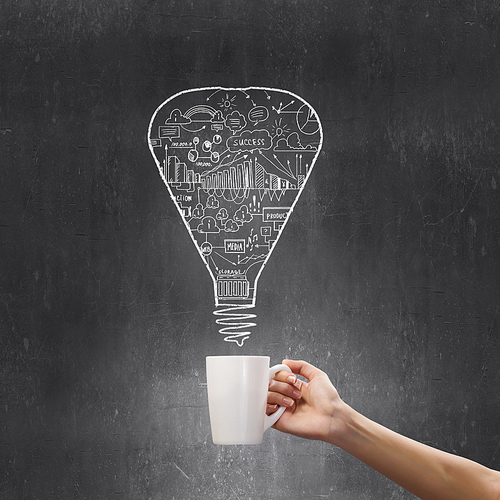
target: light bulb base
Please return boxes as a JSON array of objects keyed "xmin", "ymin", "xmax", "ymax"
[{"xmin": 213, "ymin": 305, "xmax": 257, "ymax": 347}]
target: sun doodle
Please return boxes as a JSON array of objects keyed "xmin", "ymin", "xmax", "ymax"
[
  {"xmin": 272, "ymin": 117, "xmax": 290, "ymax": 138},
  {"xmin": 218, "ymin": 93, "xmax": 237, "ymax": 111}
]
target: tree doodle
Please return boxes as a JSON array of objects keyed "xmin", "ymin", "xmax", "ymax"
[{"xmin": 148, "ymin": 87, "xmax": 323, "ymax": 346}]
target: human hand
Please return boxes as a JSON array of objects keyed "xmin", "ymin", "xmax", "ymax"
[
  {"xmin": 270, "ymin": 360, "xmax": 500, "ymax": 500},
  {"xmin": 267, "ymin": 359, "xmax": 347, "ymax": 444}
]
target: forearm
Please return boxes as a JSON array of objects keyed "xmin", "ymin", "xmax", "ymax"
[{"xmin": 330, "ymin": 404, "xmax": 500, "ymax": 500}]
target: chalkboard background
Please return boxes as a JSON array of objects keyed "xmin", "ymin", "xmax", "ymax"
[{"xmin": 1, "ymin": 1, "xmax": 499, "ymax": 499}]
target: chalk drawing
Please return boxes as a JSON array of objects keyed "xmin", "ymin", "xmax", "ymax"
[{"xmin": 148, "ymin": 87, "xmax": 323, "ymax": 346}]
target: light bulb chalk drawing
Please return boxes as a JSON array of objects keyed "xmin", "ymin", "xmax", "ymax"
[{"xmin": 148, "ymin": 87, "xmax": 322, "ymax": 346}]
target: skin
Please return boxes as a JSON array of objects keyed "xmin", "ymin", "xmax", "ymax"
[{"xmin": 267, "ymin": 359, "xmax": 500, "ymax": 500}]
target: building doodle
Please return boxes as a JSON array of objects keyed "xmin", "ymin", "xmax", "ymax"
[{"xmin": 148, "ymin": 87, "xmax": 323, "ymax": 346}]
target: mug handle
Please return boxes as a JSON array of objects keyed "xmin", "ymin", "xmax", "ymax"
[{"xmin": 264, "ymin": 363, "xmax": 293, "ymax": 432}]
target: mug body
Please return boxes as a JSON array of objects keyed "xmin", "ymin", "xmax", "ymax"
[{"xmin": 206, "ymin": 356, "xmax": 270, "ymax": 445}]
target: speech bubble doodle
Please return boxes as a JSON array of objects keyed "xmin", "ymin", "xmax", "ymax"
[
  {"xmin": 225, "ymin": 110, "xmax": 247, "ymax": 134},
  {"xmin": 248, "ymin": 105, "xmax": 269, "ymax": 125}
]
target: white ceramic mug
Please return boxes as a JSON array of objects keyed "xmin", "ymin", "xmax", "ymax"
[{"xmin": 206, "ymin": 356, "xmax": 292, "ymax": 445}]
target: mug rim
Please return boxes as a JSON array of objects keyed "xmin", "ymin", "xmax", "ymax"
[{"xmin": 206, "ymin": 355, "xmax": 270, "ymax": 359}]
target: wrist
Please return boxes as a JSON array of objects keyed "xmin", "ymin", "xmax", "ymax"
[{"xmin": 324, "ymin": 400, "xmax": 357, "ymax": 448}]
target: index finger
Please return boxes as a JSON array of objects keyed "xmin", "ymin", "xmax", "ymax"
[
  {"xmin": 272, "ymin": 368, "xmax": 301, "ymax": 386},
  {"xmin": 282, "ymin": 359, "xmax": 325, "ymax": 382}
]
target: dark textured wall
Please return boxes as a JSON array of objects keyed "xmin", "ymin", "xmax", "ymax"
[{"xmin": 1, "ymin": 1, "xmax": 499, "ymax": 499}]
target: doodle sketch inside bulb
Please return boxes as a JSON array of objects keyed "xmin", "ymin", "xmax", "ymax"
[{"xmin": 148, "ymin": 87, "xmax": 322, "ymax": 346}]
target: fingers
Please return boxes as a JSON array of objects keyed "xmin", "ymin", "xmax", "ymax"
[
  {"xmin": 266, "ymin": 404, "xmax": 278, "ymax": 415},
  {"xmin": 272, "ymin": 370, "xmax": 304, "ymax": 391},
  {"xmin": 282, "ymin": 359, "xmax": 324, "ymax": 382},
  {"xmin": 267, "ymin": 359, "xmax": 323, "ymax": 415},
  {"xmin": 269, "ymin": 378, "xmax": 302, "ymax": 401},
  {"xmin": 268, "ymin": 369, "xmax": 302, "ymax": 413},
  {"xmin": 267, "ymin": 391, "xmax": 295, "ymax": 408}
]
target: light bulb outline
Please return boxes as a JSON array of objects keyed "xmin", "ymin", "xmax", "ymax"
[{"xmin": 148, "ymin": 87, "xmax": 322, "ymax": 343}]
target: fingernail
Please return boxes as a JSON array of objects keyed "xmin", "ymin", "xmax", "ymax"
[
  {"xmin": 292, "ymin": 389, "xmax": 301, "ymax": 399},
  {"xmin": 283, "ymin": 398, "xmax": 294, "ymax": 407},
  {"xmin": 287, "ymin": 375, "xmax": 297, "ymax": 384}
]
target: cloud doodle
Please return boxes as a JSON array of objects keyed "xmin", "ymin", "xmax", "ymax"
[
  {"xmin": 166, "ymin": 109, "xmax": 191, "ymax": 124},
  {"xmin": 224, "ymin": 219, "xmax": 239, "ymax": 232},
  {"xmin": 198, "ymin": 216, "xmax": 220, "ymax": 234},
  {"xmin": 274, "ymin": 131, "xmax": 317, "ymax": 151},
  {"xmin": 234, "ymin": 205, "xmax": 253, "ymax": 225},
  {"xmin": 227, "ymin": 129, "xmax": 272, "ymax": 153},
  {"xmin": 225, "ymin": 110, "xmax": 247, "ymax": 134},
  {"xmin": 192, "ymin": 203, "xmax": 205, "ymax": 219}
]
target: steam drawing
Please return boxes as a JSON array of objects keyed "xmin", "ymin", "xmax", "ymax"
[{"xmin": 148, "ymin": 87, "xmax": 322, "ymax": 346}]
